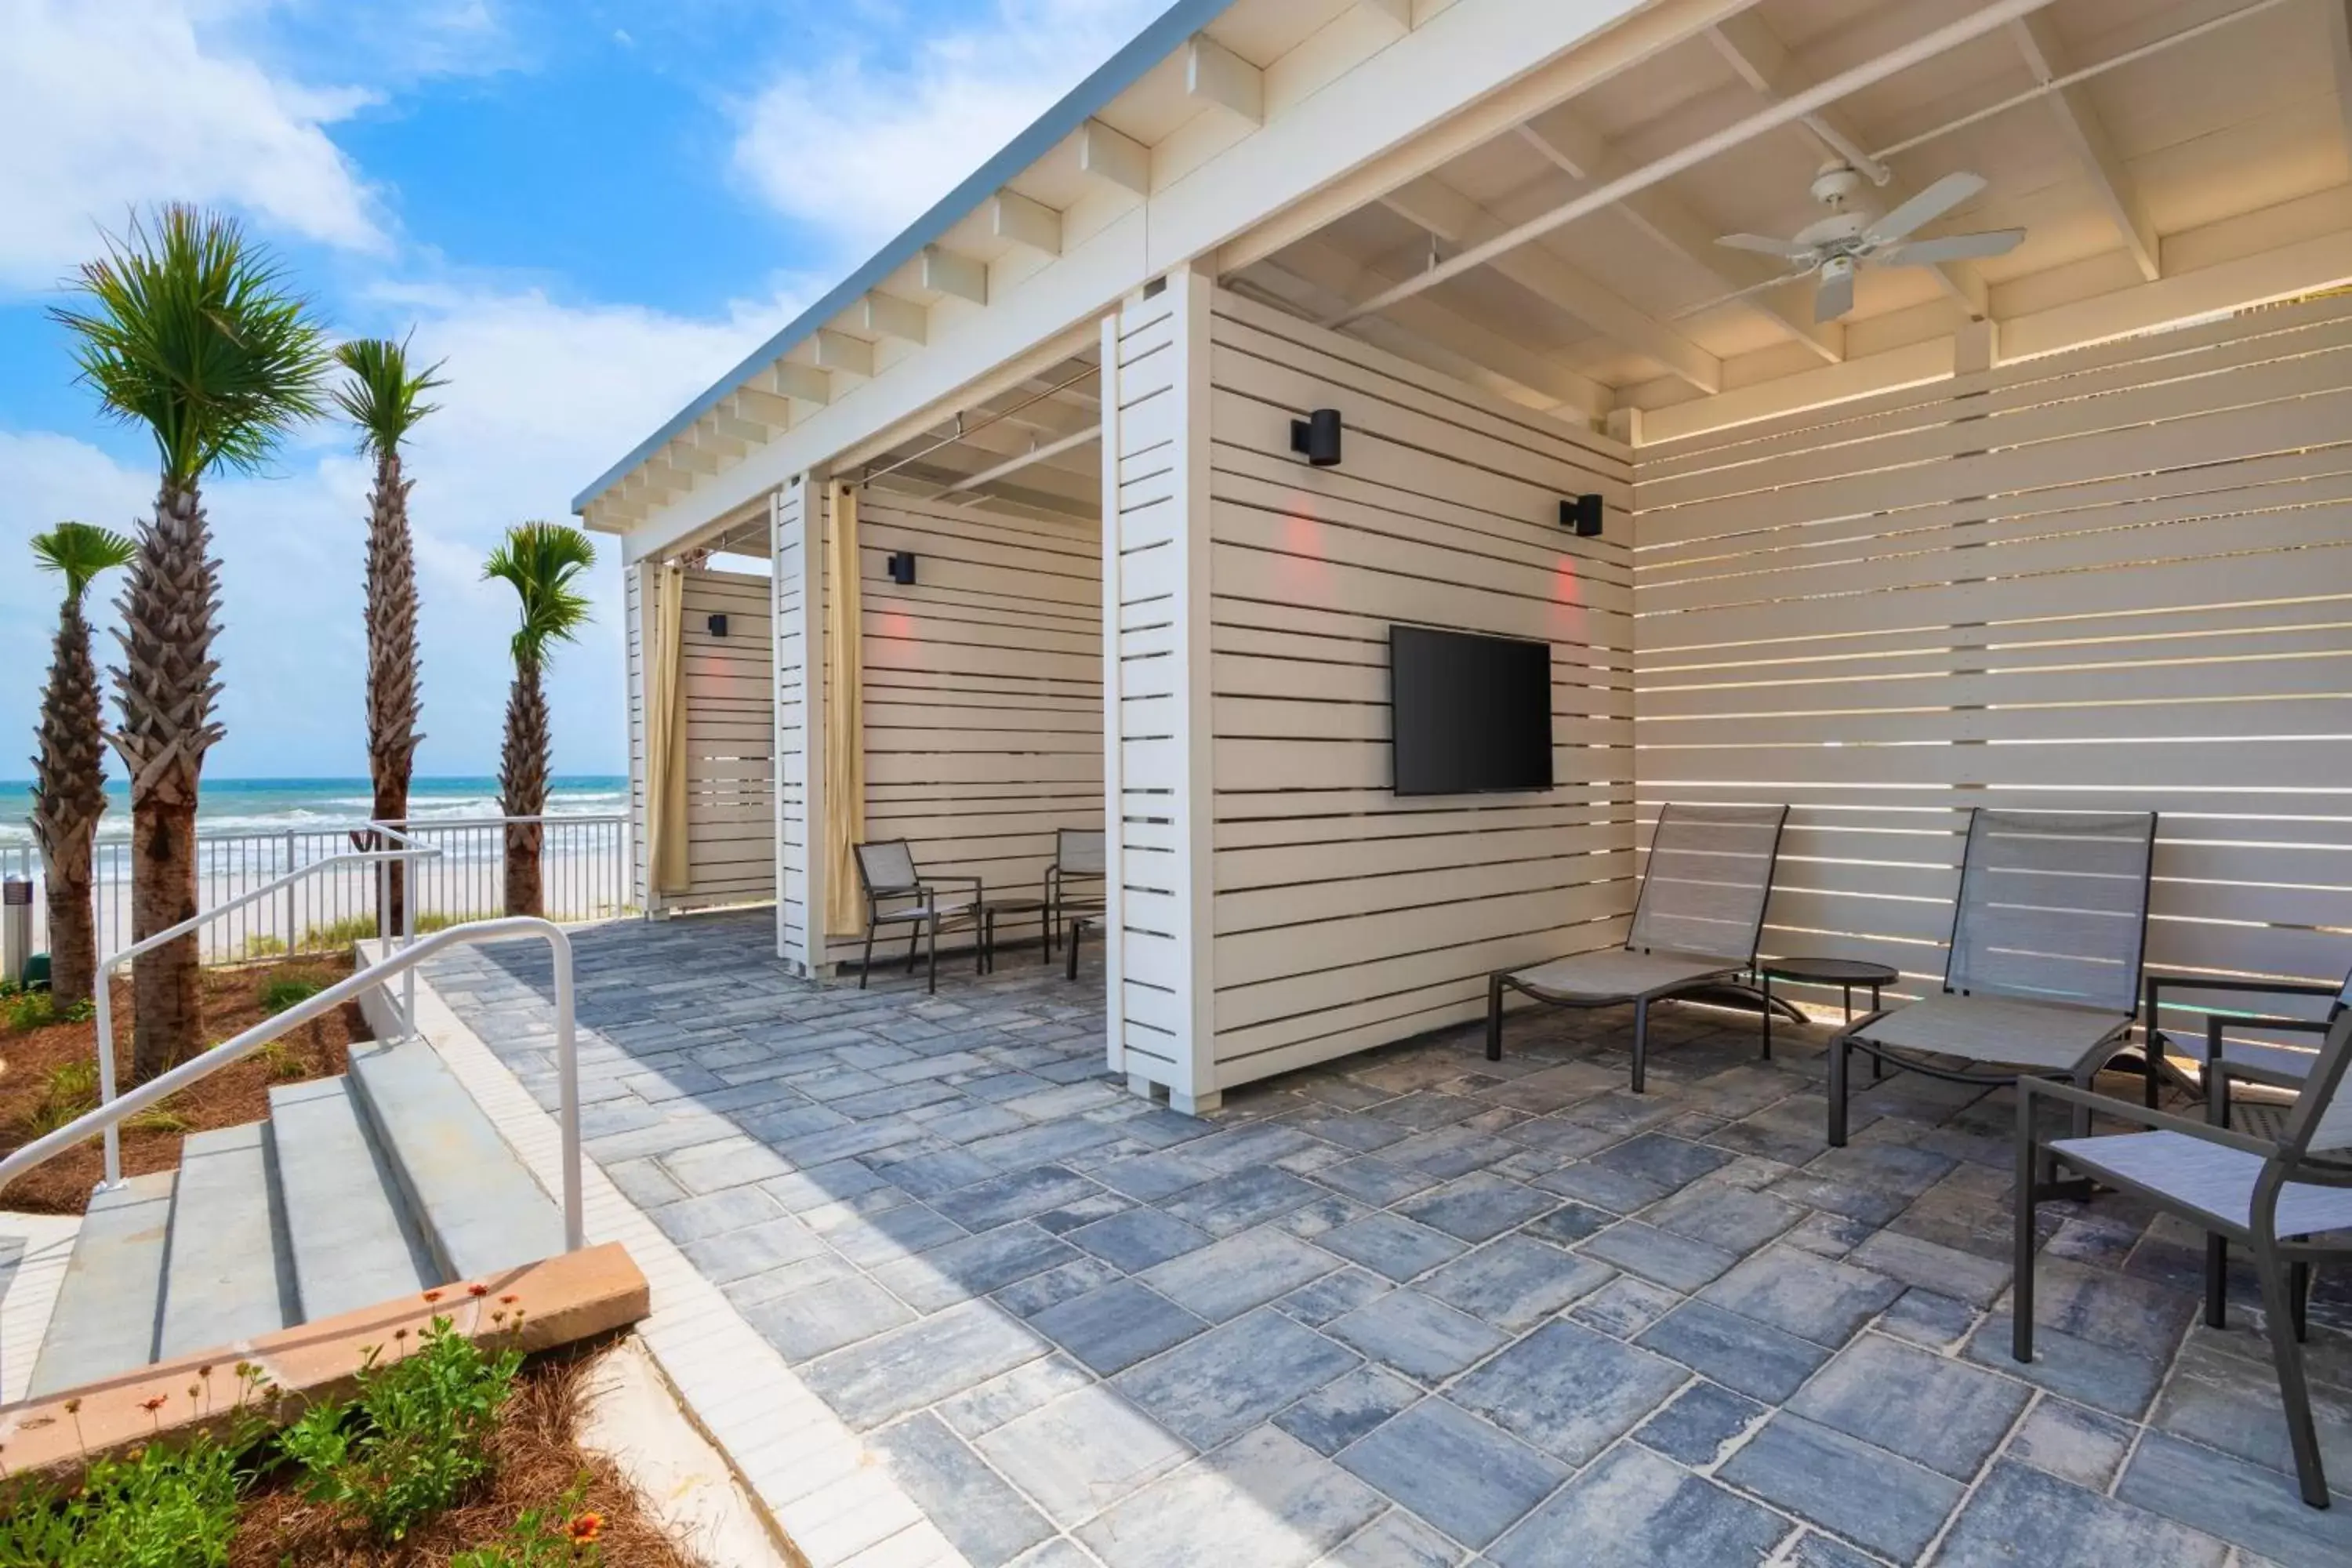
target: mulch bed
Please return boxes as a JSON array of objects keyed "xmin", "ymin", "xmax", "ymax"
[
  {"xmin": 0, "ymin": 958, "xmax": 368, "ymax": 1214},
  {"xmin": 228, "ymin": 1341, "xmax": 704, "ymax": 1567}
]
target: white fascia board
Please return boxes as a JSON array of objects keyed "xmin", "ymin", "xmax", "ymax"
[{"xmin": 620, "ymin": 0, "xmax": 1684, "ymax": 558}]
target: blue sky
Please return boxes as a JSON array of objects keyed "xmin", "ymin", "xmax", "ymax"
[{"xmin": 1, "ymin": 0, "xmax": 1161, "ymax": 780}]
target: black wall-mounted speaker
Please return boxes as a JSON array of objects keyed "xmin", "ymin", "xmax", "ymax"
[
  {"xmin": 706, "ymin": 613, "xmax": 729, "ymax": 637},
  {"xmin": 1290, "ymin": 408, "xmax": 1343, "ymax": 466},
  {"xmin": 887, "ymin": 550, "xmax": 918, "ymax": 586},
  {"xmin": 1561, "ymin": 494, "xmax": 1604, "ymax": 538}
]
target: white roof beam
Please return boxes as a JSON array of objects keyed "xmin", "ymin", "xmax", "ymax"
[
  {"xmin": 1356, "ymin": 0, "xmax": 1412, "ymax": 36},
  {"xmin": 1186, "ymin": 34, "xmax": 1263, "ymax": 125},
  {"xmin": 921, "ymin": 245, "xmax": 989, "ymax": 305},
  {"xmin": 766, "ymin": 361, "xmax": 832, "ymax": 407},
  {"xmin": 1381, "ymin": 174, "xmax": 1720, "ymax": 393},
  {"xmin": 990, "ymin": 190, "xmax": 1063, "ymax": 256},
  {"xmin": 693, "ymin": 420, "xmax": 746, "ymax": 461},
  {"xmin": 670, "ymin": 441, "xmax": 720, "ymax": 477},
  {"xmin": 1259, "ymin": 241, "xmax": 1608, "ymax": 421},
  {"xmin": 862, "ymin": 292, "xmax": 928, "ymax": 345},
  {"xmin": 734, "ymin": 387, "xmax": 795, "ymax": 427},
  {"xmin": 711, "ymin": 409, "xmax": 768, "ymax": 445},
  {"xmin": 2009, "ymin": 13, "xmax": 2158, "ymax": 282},
  {"xmin": 1078, "ymin": 119, "xmax": 1151, "ymax": 195},
  {"xmin": 1703, "ymin": 9, "xmax": 2007, "ymax": 319},
  {"xmin": 2329, "ymin": 2, "xmax": 2352, "ymax": 164},
  {"xmin": 813, "ymin": 328, "xmax": 875, "ymax": 378},
  {"xmin": 1516, "ymin": 114, "xmax": 1841, "ymax": 364}
]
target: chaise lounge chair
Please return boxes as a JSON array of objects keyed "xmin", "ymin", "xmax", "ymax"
[
  {"xmin": 2015, "ymin": 1004, "xmax": 2352, "ymax": 1507},
  {"xmin": 1486, "ymin": 802, "xmax": 1792, "ymax": 1091},
  {"xmin": 1827, "ymin": 808, "xmax": 2158, "ymax": 1150}
]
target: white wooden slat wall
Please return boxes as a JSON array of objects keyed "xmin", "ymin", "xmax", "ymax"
[
  {"xmin": 662, "ymin": 568, "xmax": 777, "ymax": 910},
  {"xmin": 855, "ymin": 492, "xmax": 1105, "ymax": 935},
  {"xmin": 1202, "ymin": 290, "xmax": 1639, "ymax": 1084},
  {"xmin": 624, "ymin": 563, "xmax": 650, "ymax": 909},
  {"xmin": 1633, "ymin": 292, "xmax": 2352, "ymax": 1006},
  {"xmin": 1109, "ymin": 274, "xmax": 1210, "ymax": 1098},
  {"xmin": 775, "ymin": 482, "xmax": 815, "ymax": 965}
]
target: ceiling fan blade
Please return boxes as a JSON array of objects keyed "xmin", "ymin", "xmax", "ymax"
[
  {"xmin": 1717, "ymin": 233, "xmax": 1819, "ymax": 260},
  {"xmin": 1814, "ymin": 267, "xmax": 1857, "ymax": 324},
  {"xmin": 1672, "ymin": 267, "xmax": 1817, "ymax": 320},
  {"xmin": 1864, "ymin": 171, "xmax": 1988, "ymax": 245},
  {"xmin": 1878, "ymin": 229, "xmax": 2025, "ymax": 266}
]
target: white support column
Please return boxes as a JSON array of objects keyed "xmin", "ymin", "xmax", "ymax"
[
  {"xmin": 775, "ymin": 469, "xmax": 830, "ymax": 975},
  {"xmin": 1098, "ymin": 307, "xmax": 1127, "ymax": 1082},
  {"xmin": 626, "ymin": 559, "xmax": 656, "ymax": 918},
  {"xmin": 1103, "ymin": 265, "xmax": 1219, "ymax": 1114}
]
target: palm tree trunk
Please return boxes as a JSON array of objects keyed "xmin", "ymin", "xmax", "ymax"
[
  {"xmin": 111, "ymin": 478, "xmax": 223, "ymax": 1081},
  {"xmin": 499, "ymin": 655, "xmax": 549, "ymax": 918},
  {"xmin": 30, "ymin": 597, "xmax": 109, "ymax": 1005},
  {"xmin": 365, "ymin": 447, "xmax": 422, "ymax": 930}
]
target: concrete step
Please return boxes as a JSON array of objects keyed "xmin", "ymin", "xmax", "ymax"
[
  {"xmin": 347, "ymin": 1039, "xmax": 564, "ymax": 1283},
  {"xmin": 156, "ymin": 1123, "xmax": 299, "ymax": 1360},
  {"xmin": 27, "ymin": 1171, "xmax": 175, "ymax": 1397},
  {"xmin": 268, "ymin": 1076, "xmax": 437, "ymax": 1320}
]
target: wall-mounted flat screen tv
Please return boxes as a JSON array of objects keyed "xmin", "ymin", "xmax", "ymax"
[{"xmin": 1389, "ymin": 626, "xmax": 1555, "ymax": 797}]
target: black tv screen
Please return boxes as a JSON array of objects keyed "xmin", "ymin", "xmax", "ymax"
[{"xmin": 1390, "ymin": 626, "xmax": 1555, "ymax": 797}]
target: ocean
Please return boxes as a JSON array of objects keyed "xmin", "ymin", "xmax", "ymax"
[{"xmin": 0, "ymin": 776, "xmax": 630, "ymax": 849}]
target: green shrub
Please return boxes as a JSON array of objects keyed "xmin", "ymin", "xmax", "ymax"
[
  {"xmin": 448, "ymin": 1478, "xmax": 602, "ymax": 1567},
  {"xmin": 0, "ymin": 1427, "xmax": 244, "ymax": 1568},
  {"xmin": 2, "ymin": 991, "xmax": 55, "ymax": 1032},
  {"xmin": 278, "ymin": 1316, "xmax": 523, "ymax": 1541},
  {"xmin": 21, "ymin": 1060, "xmax": 100, "ymax": 1137},
  {"xmin": 256, "ymin": 974, "xmax": 326, "ymax": 1015}
]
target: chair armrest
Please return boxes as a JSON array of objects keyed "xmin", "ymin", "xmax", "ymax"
[
  {"xmin": 2019, "ymin": 1077, "xmax": 2277, "ymax": 1157},
  {"xmin": 2147, "ymin": 974, "xmax": 2343, "ymax": 1000}
]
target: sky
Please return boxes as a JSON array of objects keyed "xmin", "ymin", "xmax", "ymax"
[{"xmin": 0, "ymin": 0, "xmax": 1163, "ymax": 781}]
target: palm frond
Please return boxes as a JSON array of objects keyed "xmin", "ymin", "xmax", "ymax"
[
  {"xmin": 484, "ymin": 521, "xmax": 598, "ymax": 664},
  {"xmin": 48, "ymin": 204, "xmax": 334, "ymax": 485},
  {"xmin": 334, "ymin": 333, "xmax": 447, "ymax": 456},
  {"xmin": 31, "ymin": 521, "xmax": 139, "ymax": 603}
]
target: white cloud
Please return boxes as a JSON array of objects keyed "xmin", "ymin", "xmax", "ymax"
[
  {"xmin": 0, "ymin": 0, "xmax": 383, "ymax": 289},
  {"xmin": 731, "ymin": 0, "xmax": 1164, "ymax": 253},
  {"xmin": 2, "ymin": 281, "xmax": 803, "ymax": 780}
]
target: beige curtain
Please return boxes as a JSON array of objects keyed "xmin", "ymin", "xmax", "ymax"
[
  {"xmin": 646, "ymin": 562, "xmax": 691, "ymax": 898},
  {"xmin": 822, "ymin": 482, "xmax": 868, "ymax": 936}
]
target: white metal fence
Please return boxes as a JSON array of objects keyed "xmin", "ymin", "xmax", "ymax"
[{"xmin": 2, "ymin": 814, "xmax": 632, "ymax": 967}]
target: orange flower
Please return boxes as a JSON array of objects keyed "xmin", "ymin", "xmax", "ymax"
[
  {"xmin": 567, "ymin": 1511, "xmax": 605, "ymax": 1544},
  {"xmin": 500, "ymin": 1294, "xmax": 521, "ymax": 1305},
  {"xmin": 468, "ymin": 1282, "xmax": 490, "ymax": 1298},
  {"xmin": 139, "ymin": 1396, "xmax": 167, "ymax": 1413},
  {"xmin": 423, "ymin": 1290, "xmax": 444, "ymax": 1303}
]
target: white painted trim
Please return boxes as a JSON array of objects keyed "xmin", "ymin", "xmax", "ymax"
[
  {"xmin": 1098, "ymin": 306, "xmax": 1126, "ymax": 1080},
  {"xmin": 1174, "ymin": 266, "xmax": 1219, "ymax": 1111},
  {"xmin": 794, "ymin": 472, "xmax": 829, "ymax": 977}
]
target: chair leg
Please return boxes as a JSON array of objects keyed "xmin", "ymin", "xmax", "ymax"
[
  {"xmin": 2254, "ymin": 1240, "xmax": 2332, "ymax": 1508},
  {"xmin": 905, "ymin": 927, "xmax": 920, "ymax": 972},
  {"xmin": 1066, "ymin": 920, "xmax": 1082, "ymax": 982},
  {"xmin": 2292, "ymin": 1260, "xmax": 2311, "ymax": 1344},
  {"xmin": 1486, "ymin": 975, "xmax": 1504, "ymax": 1063},
  {"xmin": 1828, "ymin": 1036, "xmax": 1850, "ymax": 1149},
  {"xmin": 927, "ymin": 920, "xmax": 938, "ymax": 994},
  {"xmin": 2013, "ymin": 1090, "xmax": 2038, "ymax": 1363},
  {"xmin": 1630, "ymin": 999, "xmax": 1650, "ymax": 1094},
  {"xmin": 2206, "ymin": 1234, "xmax": 2229, "ymax": 1330},
  {"xmin": 859, "ymin": 924, "xmax": 877, "ymax": 989}
]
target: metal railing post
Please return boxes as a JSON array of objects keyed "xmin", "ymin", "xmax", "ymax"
[
  {"xmin": 282, "ymin": 829, "xmax": 296, "ymax": 954},
  {"xmin": 93, "ymin": 963, "xmax": 121, "ymax": 1189},
  {"xmin": 552, "ymin": 930, "xmax": 583, "ymax": 1250}
]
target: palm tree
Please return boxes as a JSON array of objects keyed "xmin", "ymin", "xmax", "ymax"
[
  {"xmin": 483, "ymin": 522, "xmax": 597, "ymax": 918},
  {"xmin": 49, "ymin": 205, "xmax": 332, "ymax": 1080},
  {"xmin": 334, "ymin": 336, "xmax": 446, "ymax": 931},
  {"xmin": 27, "ymin": 523, "xmax": 139, "ymax": 1007}
]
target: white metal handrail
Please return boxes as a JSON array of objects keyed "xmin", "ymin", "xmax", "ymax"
[
  {"xmin": 91, "ymin": 824, "xmax": 441, "ymax": 1186},
  {"xmin": 4, "ymin": 917, "xmax": 583, "ymax": 1251}
]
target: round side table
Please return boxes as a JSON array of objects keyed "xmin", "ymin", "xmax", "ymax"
[{"xmin": 1759, "ymin": 956, "xmax": 1900, "ymax": 1063}]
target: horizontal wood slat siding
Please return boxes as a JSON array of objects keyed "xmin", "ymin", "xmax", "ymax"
[
  {"xmin": 1205, "ymin": 289, "xmax": 1636, "ymax": 1083},
  {"xmin": 669, "ymin": 568, "xmax": 775, "ymax": 910},
  {"xmin": 776, "ymin": 485, "xmax": 812, "ymax": 964},
  {"xmin": 1633, "ymin": 292, "xmax": 2352, "ymax": 1004},
  {"xmin": 856, "ymin": 492, "xmax": 1104, "ymax": 927},
  {"xmin": 625, "ymin": 564, "xmax": 649, "ymax": 910}
]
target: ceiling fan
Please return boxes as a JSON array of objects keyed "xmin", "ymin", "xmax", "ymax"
[{"xmin": 1693, "ymin": 163, "xmax": 2025, "ymax": 323}]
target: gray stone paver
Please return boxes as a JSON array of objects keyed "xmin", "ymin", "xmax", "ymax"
[{"xmin": 426, "ymin": 912, "xmax": 2352, "ymax": 1567}]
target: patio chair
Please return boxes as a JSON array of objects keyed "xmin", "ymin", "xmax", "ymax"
[
  {"xmin": 1828, "ymin": 808, "xmax": 2158, "ymax": 1152},
  {"xmin": 852, "ymin": 839, "xmax": 981, "ymax": 995},
  {"xmin": 2143, "ymin": 964, "xmax": 2352, "ymax": 1132},
  {"xmin": 1486, "ymin": 802, "xmax": 1795, "ymax": 1091},
  {"xmin": 1043, "ymin": 829, "xmax": 1106, "ymax": 957},
  {"xmin": 2013, "ymin": 1005, "xmax": 2352, "ymax": 1508}
]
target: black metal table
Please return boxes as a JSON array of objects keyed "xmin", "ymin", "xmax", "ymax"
[
  {"xmin": 975, "ymin": 897, "xmax": 1051, "ymax": 973},
  {"xmin": 1759, "ymin": 956, "xmax": 1900, "ymax": 1062}
]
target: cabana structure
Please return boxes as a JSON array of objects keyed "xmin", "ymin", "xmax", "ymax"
[{"xmin": 583, "ymin": 0, "xmax": 2352, "ymax": 1116}]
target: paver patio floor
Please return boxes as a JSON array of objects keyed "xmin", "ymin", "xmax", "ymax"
[{"xmin": 424, "ymin": 911, "xmax": 2352, "ymax": 1567}]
